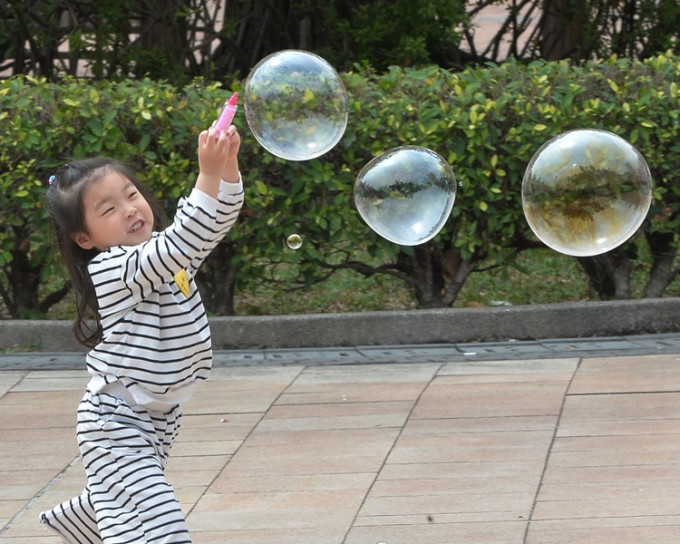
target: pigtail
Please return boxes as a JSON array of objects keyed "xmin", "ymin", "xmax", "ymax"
[
  {"xmin": 47, "ymin": 158, "xmax": 165, "ymax": 348},
  {"xmin": 71, "ymin": 262, "xmax": 102, "ymax": 348},
  {"xmin": 46, "ymin": 160, "xmax": 117, "ymax": 348}
]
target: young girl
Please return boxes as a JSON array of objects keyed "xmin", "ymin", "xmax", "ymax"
[{"xmin": 41, "ymin": 124, "xmax": 244, "ymax": 543}]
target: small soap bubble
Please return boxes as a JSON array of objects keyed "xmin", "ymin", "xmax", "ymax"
[
  {"xmin": 522, "ymin": 129, "xmax": 652, "ymax": 257},
  {"xmin": 244, "ymin": 49, "xmax": 349, "ymax": 161},
  {"xmin": 354, "ymin": 146, "xmax": 456, "ymax": 245},
  {"xmin": 286, "ymin": 233, "xmax": 302, "ymax": 250}
]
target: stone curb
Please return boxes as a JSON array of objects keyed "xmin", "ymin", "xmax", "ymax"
[{"xmin": 1, "ymin": 298, "xmax": 679, "ymax": 352}]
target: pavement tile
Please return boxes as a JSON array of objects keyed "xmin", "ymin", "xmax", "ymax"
[
  {"xmin": 538, "ymin": 464, "xmax": 680, "ymax": 485},
  {"xmin": 345, "ymin": 520, "xmax": 527, "ymax": 544},
  {"xmin": 185, "ymin": 387, "xmax": 284, "ymax": 415},
  {"xmin": 437, "ymin": 358, "xmax": 578, "ymax": 377},
  {"xmin": 535, "ymin": 480, "xmax": 679, "ymax": 503},
  {"xmin": 169, "ymin": 465, "xmax": 231, "ymax": 496},
  {"xmin": 177, "ymin": 416, "xmax": 256, "ymax": 441},
  {"xmin": 378, "ymin": 460, "xmax": 548, "ymax": 480},
  {"xmin": 267, "ymin": 399, "xmax": 413, "ymax": 418},
  {"xmin": 531, "ymin": 491, "xmax": 680, "ymax": 520},
  {"xmin": 276, "ymin": 381, "xmax": 427, "ymax": 404},
  {"xmin": 214, "ymin": 447, "xmax": 389, "ymax": 477},
  {"xmin": 546, "ymin": 435, "xmax": 680, "ymax": 467},
  {"xmin": 0, "ymin": 372, "xmax": 24, "ymax": 397},
  {"xmin": 386, "ymin": 430, "xmax": 554, "ymax": 464},
  {"xmin": 209, "ymin": 473, "xmax": 376, "ymax": 496},
  {"xmin": 412, "ymin": 378, "xmax": 570, "ymax": 419},
  {"xmin": 8, "ymin": 371, "xmax": 89, "ymax": 392},
  {"xmin": 229, "ymin": 427, "xmax": 400, "ymax": 462},
  {"xmin": 167, "ymin": 454, "xmax": 231, "ymax": 513},
  {"xmin": 171, "ymin": 438, "xmax": 242, "ymax": 457},
  {"xmin": 358, "ymin": 491, "xmax": 534, "ymax": 518},
  {"xmin": 569, "ymin": 353, "xmax": 680, "ymax": 394},
  {"xmin": 3, "ymin": 341, "xmax": 680, "ymax": 543},
  {"xmin": 190, "ymin": 526, "xmax": 348, "ymax": 544},
  {"xmin": 556, "ymin": 417, "xmax": 680, "ymax": 436},
  {"xmin": 559, "ymin": 391, "xmax": 680, "ymax": 422},
  {"xmin": 403, "ymin": 415, "xmax": 557, "ymax": 434},
  {"xmin": 527, "ymin": 520, "xmax": 680, "ymax": 544},
  {"xmin": 291, "ymin": 362, "xmax": 440, "ymax": 385},
  {"xmin": 1, "ymin": 460, "xmax": 84, "ymax": 541},
  {"xmin": 369, "ymin": 474, "xmax": 538, "ymax": 496},
  {"xmin": 0, "ymin": 539, "xmax": 60, "ymax": 544},
  {"xmin": 254, "ymin": 413, "xmax": 407, "ymax": 432},
  {"xmin": 254, "ymin": 398, "xmax": 412, "ymax": 431},
  {"xmin": 0, "ymin": 501, "xmax": 24, "ymax": 526},
  {"xmin": 188, "ymin": 493, "xmax": 359, "ymax": 531},
  {"xmin": 528, "ymin": 514, "xmax": 680, "ymax": 529}
]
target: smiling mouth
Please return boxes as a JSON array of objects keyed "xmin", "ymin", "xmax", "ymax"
[{"xmin": 129, "ymin": 221, "xmax": 144, "ymax": 233}]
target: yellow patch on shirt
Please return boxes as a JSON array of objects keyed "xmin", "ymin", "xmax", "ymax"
[{"xmin": 173, "ymin": 269, "xmax": 190, "ymax": 297}]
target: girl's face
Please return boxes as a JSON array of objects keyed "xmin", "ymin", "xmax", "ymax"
[{"xmin": 73, "ymin": 169, "xmax": 154, "ymax": 251}]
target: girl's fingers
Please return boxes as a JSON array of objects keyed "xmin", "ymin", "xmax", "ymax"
[{"xmin": 201, "ymin": 128, "xmax": 227, "ymax": 149}]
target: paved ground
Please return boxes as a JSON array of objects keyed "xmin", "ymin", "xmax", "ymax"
[{"xmin": 2, "ymin": 335, "xmax": 680, "ymax": 543}]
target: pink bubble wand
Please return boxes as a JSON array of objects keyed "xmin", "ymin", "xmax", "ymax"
[{"xmin": 215, "ymin": 92, "xmax": 238, "ymax": 139}]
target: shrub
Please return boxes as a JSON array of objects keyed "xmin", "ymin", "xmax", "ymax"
[{"xmin": 1, "ymin": 53, "xmax": 679, "ymax": 318}]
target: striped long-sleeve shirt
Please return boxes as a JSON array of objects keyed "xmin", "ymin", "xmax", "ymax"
[{"xmin": 85, "ymin": 178, "xmax": 244, "ymax": 409}]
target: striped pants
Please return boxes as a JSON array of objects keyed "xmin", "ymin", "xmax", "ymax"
[{"xmin": 41, "ymin": 386, "xmax": 190, "ymax": 543}]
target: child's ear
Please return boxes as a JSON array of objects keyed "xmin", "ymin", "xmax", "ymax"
[{"xmin": 72, "ymin": 232, "xmax": 94, "ymax": 250}]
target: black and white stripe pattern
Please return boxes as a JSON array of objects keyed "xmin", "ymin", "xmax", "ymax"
[
  {"xmin": 40, "ymin": 180, "xmax": 244, "ymax": 542},
  {"xmin": 86, "ymin": 183, "xmax": 244, "ymax": 398},
  {"xmin": 42, "ymin": 388, "xmax": 187, "ymax": 543}
]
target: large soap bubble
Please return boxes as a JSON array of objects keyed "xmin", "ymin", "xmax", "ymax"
[
  {"xmin": 522, "ymin": 129, "xmax": 653, "ymax": 257},
  {"xmin": 244, "ymin": 50, "xmax": 349, "ymax": 161},
  {"xmin": 354, "ymin": 146, "xmax": 456, "ymax": 246}
]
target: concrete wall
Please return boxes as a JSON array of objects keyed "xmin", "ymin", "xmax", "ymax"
[{"xmin": 2, "ymin": 299, "xmax": 680, "ymax": 352}]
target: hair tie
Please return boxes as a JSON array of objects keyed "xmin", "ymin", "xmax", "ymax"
[{"xmin": 48, "ymin": 175, "xmax": 56, "ymax": 186}]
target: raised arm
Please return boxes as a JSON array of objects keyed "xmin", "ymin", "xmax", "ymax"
[{"xmin": 195, "ymin": 125, "xmax": 241, "ymax": 197}]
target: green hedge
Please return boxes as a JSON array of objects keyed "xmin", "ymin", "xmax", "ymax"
[{"xmin": 1, "ymin": 53, "xmax": 679, "ymax": 317}]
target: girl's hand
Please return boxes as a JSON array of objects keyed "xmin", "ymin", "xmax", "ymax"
[
  {"xmin": 198, "ymin": 127, "xmax": 230, "ymax": 178},
  {"xmin": 196, "ymin": 127, "xmax": 230, "ymax": 198},
  {"xmin": 221, "ymin": 126, "xmax": 241, "ymax": 183},
  {"xmin": 223, "ymin": 125, "xmax": 241, "ymax": 161}
]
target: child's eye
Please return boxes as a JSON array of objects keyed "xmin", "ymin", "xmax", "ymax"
[
  {"xmin": 102, "ymin": 206, "xmax": 114, "ymax": 216},
  {"xmin": 128, "ymin": 191, "xmax": 138, "ymax": 199}
]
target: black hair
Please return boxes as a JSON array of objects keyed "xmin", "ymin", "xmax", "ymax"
[{"xmin": 46, "ymin": 159, "xmax": 165, "ymax": 347}]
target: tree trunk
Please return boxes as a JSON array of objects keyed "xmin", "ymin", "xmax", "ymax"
[
  {"xmin": 38, "ymin": 283, "xmax": 71, "ymax": 315},
  {"xmin": 540, "ymin": 0, "xmax": 588, "ymax": 60},
  {"xmin": 644, "ymin": 231, "xmax": 678, "ymax": 298},
  {"xmin": 137, "ymin": 0, "xmax": 187, "ymax": 76},
  {"xmin": 398, "ymin": 246, "xmax": 460, "ymax": 309},
  {"xmin": 196, "ymin": 242, "xmax": 238, "ymax": 315},
  {"xmin": 441, "ymin": 255, "xmax": 475, "ymax": 307},
  {"xmin": 7, "ymin": 246, "xmax": 41, "ymax": 317},
  {"xmin": 577, "ymin": 246, "xmax": 633, "ymax": 300}
]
